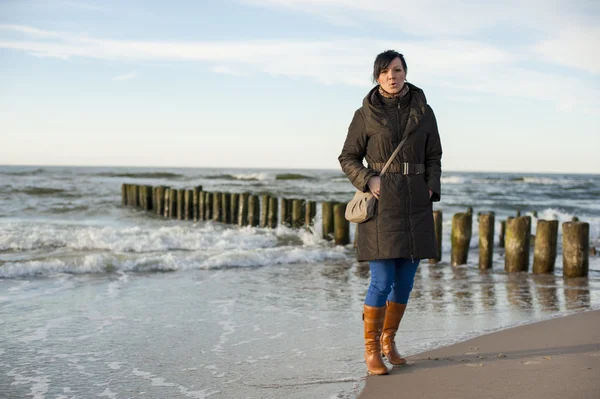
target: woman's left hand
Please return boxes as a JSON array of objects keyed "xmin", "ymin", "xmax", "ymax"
[{"xmin": 429, "ymin": 189, "xmax": 433, "ymax": 199}]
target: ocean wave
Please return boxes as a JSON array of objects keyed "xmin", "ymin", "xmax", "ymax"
[
  {"xmin": 46, "ymin": 205, "xmax": 90, "ymax": 214},
  {"xmin": 0, "ymin": 245, "xmax": 348, "ymax": 278},
  {"xmin": 0, "ymin": 221, "xmax": 333, "ymax": 253},
  {"xmin": 0, "ymin": 222, "xmax": 281, "ymax": 252},
  {"xmin": 1, "ymin": 168, "xmax": 46, "ymax": 176},
  {"xmin": 96, "ymin": 172, "xmax": 185, "ymax": 179},
  {"xmin": 441, "ymin": 176, "xmax": 467, "ymax": 184},
  {"xmin": 14, "ymin": 187, "xmax": 67, "ymax": 196},
  {"xmin": 204, "ymin": 173, "xmax": 266, "ymax": 181},
  {"xmin": 275, "ymin": 173, "xmax": 315, "ymax": 180},
  {"xmin": 513, "ymin": 176, "xmax": 594, "ymax": 185}
]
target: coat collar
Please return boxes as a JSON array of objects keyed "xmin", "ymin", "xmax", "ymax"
[{"xmin": 362, "ymin": 82, "xmax": 428, "ymax": 137}]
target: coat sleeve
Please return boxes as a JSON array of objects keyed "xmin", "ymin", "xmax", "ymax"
[
  {"xmin": 424, "ymin": 105, "xmax": 442, "ymax": 202},
  {"xmin": 338, "ymin": 110, "xmax": 377, "ymax": 192}
]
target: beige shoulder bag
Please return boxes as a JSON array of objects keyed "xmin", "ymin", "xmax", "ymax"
[{"xmin": 344, "ymin": 137, "xmax": 408, "ymax": 223}]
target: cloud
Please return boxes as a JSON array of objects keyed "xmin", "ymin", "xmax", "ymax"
[
  {"xmin": 113, "ymin": 71, "xmax": 137, "ymax": 81},
  {"xmin": 211, "ymin": 65, "xmax": 250, "ymax": 76},
  {"xmin": 242, "ymin": 0, "xmax": 600, "ymax": 74},
  {"xmin": 54, "ymin": 0, "xmax": 106, "ymax": 11},
  {"xmin": 533, "ymin": 25, "xmax": 600, "ymax": 75},
  {"xmin": 0, "ymin": 24, "xmax": 598, "ymax": 113}
]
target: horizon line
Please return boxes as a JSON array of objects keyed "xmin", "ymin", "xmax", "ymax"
[{"xmin": 1, "ymin": 163, "xmax": 599, "ymax": 176}]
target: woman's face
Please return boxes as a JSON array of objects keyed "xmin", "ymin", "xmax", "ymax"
[{"xmin": 377, "ymin": 57, "xmax": 406, "ymax": 94}]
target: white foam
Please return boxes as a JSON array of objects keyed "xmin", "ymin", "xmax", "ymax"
[
  {"xmin": 0, "ymin": 222, "xmax": 278, "ymax": 252},
  {"xmin": 231, "ymin": 172, "xmax": 269, "ymax": 181},
  {"xmin": 0, "ymin": 242, "xmax": 347, "ymax": 278},
  {"xmin": 132, "ymin": 368, "xmax": 219, "ymax": 399},
  {"xmin": 521, "ymin": 176, "xmax": 592, "ymax": 185},
  {"xmin": 19, "ymin": 316, "xmax": 72, "ymax": 343},
  {"xmin": 441, "ymin": 176, "xmax": 467, "ymax": 184},
  {"xmin": 6, "ymin": 370, "xmax": 50, "ymax": 399},
  {"xmin": 97, "ymin": 388, "xmax": 118, "ymax": 398}
]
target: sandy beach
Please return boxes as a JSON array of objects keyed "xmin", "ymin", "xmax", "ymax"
[{"xmin": 359, "ymin": 309, "xmax": 600, "ymax": 399}]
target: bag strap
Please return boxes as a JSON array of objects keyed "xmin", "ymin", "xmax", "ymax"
[{"xmin": 379, "ymin": 135, "xmax": 409, "ymax": 176}]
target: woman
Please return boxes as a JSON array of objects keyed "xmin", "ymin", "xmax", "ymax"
[{"xmin": 338, "ymin": 50, "xmax": 442, "ymax": 375}]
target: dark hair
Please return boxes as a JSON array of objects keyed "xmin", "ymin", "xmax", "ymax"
[{"xmin": 372, "ymin": 50, "xmax": 407, "ymax": 83}]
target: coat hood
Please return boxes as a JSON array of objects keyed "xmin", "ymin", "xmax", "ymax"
[{"xmin": 362, "ymin": 82, "xmax": 428, "ymax": 138}]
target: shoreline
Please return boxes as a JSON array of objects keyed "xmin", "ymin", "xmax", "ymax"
[{"xmin": 358, "ymin": 309, "xmax": 600, "ymax": 399}]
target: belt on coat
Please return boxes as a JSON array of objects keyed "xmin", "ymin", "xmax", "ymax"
[{"xmin": 369, "ymin": 162, "xmax": 425, "ymax": 175}]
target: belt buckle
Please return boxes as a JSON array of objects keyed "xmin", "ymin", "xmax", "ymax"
[{"xmin": 402, "ymin": 162, "xmax": 408, "ymax": 175}]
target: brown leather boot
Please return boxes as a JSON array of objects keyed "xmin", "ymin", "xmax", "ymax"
[
  {"xmin": 380, "ymin": 301, "xmax": 407, "ymax": 365},
  {"xmin": 363, "ymin": 304, "xmax": 389, "ymax": 375}
]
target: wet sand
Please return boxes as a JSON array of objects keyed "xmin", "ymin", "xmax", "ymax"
[{"xmin": 359, "ymin": 309, "xmax": 600, "ymax": 399}]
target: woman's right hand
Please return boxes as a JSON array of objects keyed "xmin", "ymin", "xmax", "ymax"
[{"xmin": 367, "ymin": 176, "xmax": 381, "ymax": 199}]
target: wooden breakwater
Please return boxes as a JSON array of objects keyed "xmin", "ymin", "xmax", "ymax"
[{"xmin": 121, "ymin": 184, "xmax": 592, "ymax": 278}]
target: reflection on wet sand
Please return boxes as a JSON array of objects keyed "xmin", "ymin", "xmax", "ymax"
[
  {"xmin": 478, "ymin": 272, "xmax": 497, "ymax": 311},
  {"xmin": 331, "ymin": 260, "xmax": 595, "ymax": 316},
  {"xmin": 451, "ymin": 267, "xmax": 474, "ymax": 312},
  {"xmin": 506, "ymin": 273, "xmax": 533, "ymax": 310},
  {"xmin": 564, "ymin": 277, "xmax": 591, "ymax": 310},
  {"xmin": 532, "ymin": 275, "xmax": 560, "ymax": 312}
]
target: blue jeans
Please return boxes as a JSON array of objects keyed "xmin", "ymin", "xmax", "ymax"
[{"xmin": 365, "ymin": 258, "xmax": 420, "ymax": 307}]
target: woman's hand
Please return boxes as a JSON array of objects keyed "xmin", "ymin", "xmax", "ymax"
[
  {"xmin": 429, "ymin": 189, "xmax": 433, "ymax": 199},
  {"xmin": 367, "ymin": 176, "xmax": 381, "ymax": 199}
]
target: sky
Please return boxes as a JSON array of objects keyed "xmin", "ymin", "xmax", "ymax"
[{"xmin": 0, "ymin": 0, "xmax": 599, "ymax": 174}]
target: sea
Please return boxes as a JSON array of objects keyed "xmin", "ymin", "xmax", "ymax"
[{"xmin": 1, "ymin": 165, "xmax": 599, "ymax": 399}]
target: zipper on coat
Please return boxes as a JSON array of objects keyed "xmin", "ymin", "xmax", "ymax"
[{"xmin": 398, "ymin": 99, "xmax": 415, "ymax": 261}]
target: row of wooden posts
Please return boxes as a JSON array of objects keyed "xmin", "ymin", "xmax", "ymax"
[
  {"xmin": 121, "ymin": 184, "xmax": 349, "ymax": 244},
  {"xmin": 447, "ymin": 208, "xmax": 590, "ymax": 278},
  {"xmin": 121, "ymin": 184, "xmax": 591, "ymax": 278}
]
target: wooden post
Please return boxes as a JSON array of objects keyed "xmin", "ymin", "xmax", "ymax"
[
  {"xmin": 532, "ymin": 220, "xmax": 558, "ymax": 274},
  {"xmin": 292, "ymin": 199, "xmax": 305, "ymax": 228},
  {"xmin": 177, "ymin": 189, "xmax": 184, "ymax": 220},
  {"xmin": 260, "ymin": 195, "xmax": 270, "ymax": 228},
  {"xmin": 121, "ymin": 184, "xmax": 127, "ymax": 206},
  {"xmin": 268, "ymin": 196, "xmax": 278, "ymax": 228},
  {"xmin": 131, "ymin": 185, "xmax": 139, "ymax": 207},
  {"xmin": 562, "ymin": 221, "xmax": 589, "ymax": 278},
  {"xmin": 163, "ymin": 188, "xmax": 170, "ymax": 218},
  {"xmin": 333, "ymin": 202, "xmax": 350, "ymax": 245},
  {"xmin": 155, "ymin": 186, "xmax": 165, "ymax": 216},
  {"xmin": 322, "ymin": 201, "xmax": 335, "ymax": 240},
  {"xmin": 184, "ymin": 189, "xmax": 193, "ymax": 220},
  {"xmin": 429, "ymin": 210, "xmax": 443, "ymax": 264},
  {"xmin": 169, "ymin": 189, "xmax": 178, "ymax": 219},
  {"xmin": 204, "ymin": 192, "xmax": 213, "ymax": 221},
  {"xmin": 145, "ymin": 185, "xmax": 153, "ymax": 211},
  {"xmin": 478, "ymin": 212, "xmax": 495, "ymax": 270},
  {"xmin": 221, "ymin": 193, "xmax": 231, "ymax": 224},
  {"xmin": 193, "ymin": 187, "xmax": 201, "ymax": 222},
  {"xmin": 451, "ymin": 212, "xmax": 472, "ymax": 266},
  {"xmin": 504, "ymin": 216, "xmax": 531, "ymax": 272},
  {"xmin": 499, "ymin": 220, "xmax": 506, "ymax": 248},
  {"xmin": 152, "ymin": 186, "xmax": 157, "ymax": 212},
  {"xmin": 139, "ymin": 185, "xmax": 151, "ymax": 210},
  {"xmin": 230, "ymin": 193, "xmax": 239, "ymax": 225},
  {"xmin": 281, "ymin": 198, "xmax": 292, "ymax": 227},
  {"xmin": 238, "ymin": 193, "xmax": 249, "ymax": 226},
  {"xmin": 198, "ymin": 190, "xmax": 205, "ymax": 221},
  {"xmin": 248, "ymin": 195, "xmax": 260, "ymax": 227},
  {"xmin": 305, "ymin": 201, "xmax": 316, "ymax": 230},
  {"xmin": 138, "ymin": 185, "xmax": 145, "ymax": 209},
  {"xmin": 212, "ymin": 192, "xmax": 222, "ymax": 222}
]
